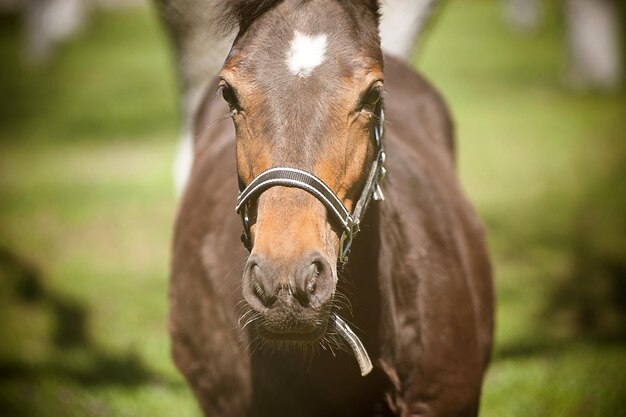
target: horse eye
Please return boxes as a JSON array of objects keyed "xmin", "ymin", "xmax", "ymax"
[
  {"xmin": 219, "ymin": 83, "xmax": 241, "ymax": 110},
  {"xmin": 359, "ymin": 88, "xmax": 381, "ymax": 114}
]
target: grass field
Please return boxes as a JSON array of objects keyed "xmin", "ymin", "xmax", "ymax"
[{"xmin": 1, "ymin": 1, "xmax": 625, "ymax": 416}]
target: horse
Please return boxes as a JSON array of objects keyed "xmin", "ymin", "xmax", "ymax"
[{"xmin": 170, "ymin": 1, "xmax": 494, "ymax": 416}]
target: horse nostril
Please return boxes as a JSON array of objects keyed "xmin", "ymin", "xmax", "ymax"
[
  {"xmin": 294, "ymin": 253, "xmax": 332, "ymax": 307},
  {"xmin": 251, "ymin": 267, "xmax": 265, "ymax": 297},
  {"xmin": 293, "ymin": 262, "xmax": 318, "ymax": 307},
  {"xmin": 244, "ymin": 258, "xmax": 276, "ymax": 309},
  {"xmin": 307, "ymin": 265, "xmax": 318, "ymax": 294}
]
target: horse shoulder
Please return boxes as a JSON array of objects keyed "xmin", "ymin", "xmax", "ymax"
[{"xmin": 378, "ymin": 58, "xmax": 493, "ymax": 415}]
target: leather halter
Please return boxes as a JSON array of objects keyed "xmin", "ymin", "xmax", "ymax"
[{"xmin": 235, "ymin": 106, "xmax": 386, "ymax": 267}]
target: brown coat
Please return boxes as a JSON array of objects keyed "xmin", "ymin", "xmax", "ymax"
[{"xmin": 170, "ymin": 52, "xmax": 494, "ymax": 417}]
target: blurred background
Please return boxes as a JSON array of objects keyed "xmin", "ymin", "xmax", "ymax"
[{"xmin": 0, "ymin": 0, "xmax": 624, "ymax": 415}]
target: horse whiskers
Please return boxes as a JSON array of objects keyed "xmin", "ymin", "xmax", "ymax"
[
  {"xmin": 319, "ymin": 330, "xmax": 345, "ymax": 354},
  {"xmin": 243, "ymin": 331, "xmax": 328, "ymax": 363},
  {"xmin": 236, "ymin": 305, "xmax": 251, "ymax": 322},
  {"xmin": 331, "ymin": 288, "xmax": 354, "ymax": 314},
  {"xmin": 237, "ymin": 306, "xmax": 255, "ymax": 323},
  {"xmin": 329, "ymin": 299, "xmax": 351, "ymax": 316},
  {"xmin": 236, "ymin": 333, "xmax": 251, "ymax": 352},
  {"xmin": 235, "ymin": 295, "xmax": 361, "ymax": 366},
  {"xmin": 240, "ymin": 312, "xmax": 261, "ymax": 331},
  {"xmin": 246, "ymin": 335, "xmax": 263, "ymax": 358}
]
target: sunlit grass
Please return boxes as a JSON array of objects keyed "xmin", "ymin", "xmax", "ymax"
[
  {"xmin": 419, "ymin": 2, "xmax": 626, "ymax": 415},
  {"xmin": 0, "ymin": 6, "xmax": 197, "ymax": 417},
  {"xmin": 0, "ymin": 9, "xmax": 177, "ymax": 143}
]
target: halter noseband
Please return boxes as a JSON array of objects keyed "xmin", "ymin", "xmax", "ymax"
[{"xmin": 235, "ymin": 108, "xmax": 386, "ymax": 267}]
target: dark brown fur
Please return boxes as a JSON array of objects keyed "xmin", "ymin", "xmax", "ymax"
[{"xmin": 170, "ymin": 1, "xmax": 493, "ymax": 416}]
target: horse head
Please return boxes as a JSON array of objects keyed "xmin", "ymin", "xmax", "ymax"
[{"xmin": 220, "ymin": 0, "xmax": 384, "ymax": 345}]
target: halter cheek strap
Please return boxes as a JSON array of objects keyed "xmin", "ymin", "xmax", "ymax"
[{"xmin": 235, "ymin": 109, "xmax": 386, "ymax": 267}]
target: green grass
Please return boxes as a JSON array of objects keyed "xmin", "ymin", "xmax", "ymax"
[
  {"xmin": 418, "ymin": 2, "xmax": 626, "ymax": 415},
  {"xmin": 0, "ymin": 1, "xmax": 625, "ymax": 416},
  {"xmin": 0, "ymin": 6, "xmax": 197, "ymax": 416},
  {"xmin": 0, "ymin": 9, "xmax": 178, "ymax": 143}
]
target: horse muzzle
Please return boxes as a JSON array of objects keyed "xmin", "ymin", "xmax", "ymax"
[{"xmin": 242, "ymin": 251, "xmax": 335, "ymax": 341}]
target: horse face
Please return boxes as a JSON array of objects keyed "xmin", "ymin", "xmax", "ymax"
[{"xmin": 220, "ymin": 0, "xmax": 382, "ymax": 342}]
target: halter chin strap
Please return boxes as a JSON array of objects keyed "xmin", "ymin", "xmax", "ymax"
[{"xmin": 235, "ymin": 109, "xmax": 386, "ymax": 267}]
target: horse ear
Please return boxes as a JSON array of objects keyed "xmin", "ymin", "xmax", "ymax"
[
  {"xmin": 356, "ymin": 0, "xmax": 380, "ymax": 23},
  {"xmin": 371, "ymin": 0, "xmax": 381, "ymax": 20},
  {"xmin": 357, "ymin": 0, "xmax": 382, "ymax": 36}
]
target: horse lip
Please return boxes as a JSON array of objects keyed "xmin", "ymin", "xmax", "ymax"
[
  {"xmin": 264, "ymin": 324, "xmax": 317, "ymax": 335},
  {"xmin": 255, "ymin": 308, "xmax": 331, "ymax": 341},
  {"xmin": 258, "ymin": 321, "xmax": 328, "ymax": 341}
]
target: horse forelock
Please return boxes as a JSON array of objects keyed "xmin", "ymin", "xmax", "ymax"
[{"xmin": 217, "ymin": 0, "xmax": 381, "ymax": 34}]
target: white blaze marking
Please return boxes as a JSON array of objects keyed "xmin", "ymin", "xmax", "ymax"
[{"xmin": 286, "ymin": 31, "xmax": 327, "ymax": 77}]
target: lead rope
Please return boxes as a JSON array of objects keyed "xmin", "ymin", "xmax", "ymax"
[{"xmin": 331, "ymin": 312, "xmax": 373, "ymax": 376}]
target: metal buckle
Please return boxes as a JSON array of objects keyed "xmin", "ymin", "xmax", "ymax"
[
  {"xmin": 373, "ymin": 151, "xmax": 386, "ymax": 202},
  {"xmin": 240, "ymin": 208, "xmax": 252, "ymax": 251},
  {"xmin": 373, "ymin": 184, "xmax": 385, "ymax": 202},
  {"xmin": 338, "ymin": 221, "xmax": 357, "ymax": 266},
  {"xmin": 374, "ymin": 120, "xmax": 382, "ymax": 148},
  {"xmin": 374, "ymin": 108, "xmax": 385, "ymax": 147}
]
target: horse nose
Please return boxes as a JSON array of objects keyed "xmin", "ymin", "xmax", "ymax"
[
  {"xmin": 293, "ymin": 251, "xmax": 334, "ymax": 307},
  {"xmin": 243, "ymin": 254, "xmax": 278, "ymax": 310},
  {"xmin": 242, "ymin": 252, "xmax": 334, "ymax": 310}
]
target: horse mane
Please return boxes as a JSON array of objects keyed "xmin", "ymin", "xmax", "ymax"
[{"xmin": 218, "ymin": 0, "xmax": 380, "ymax": 33}]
